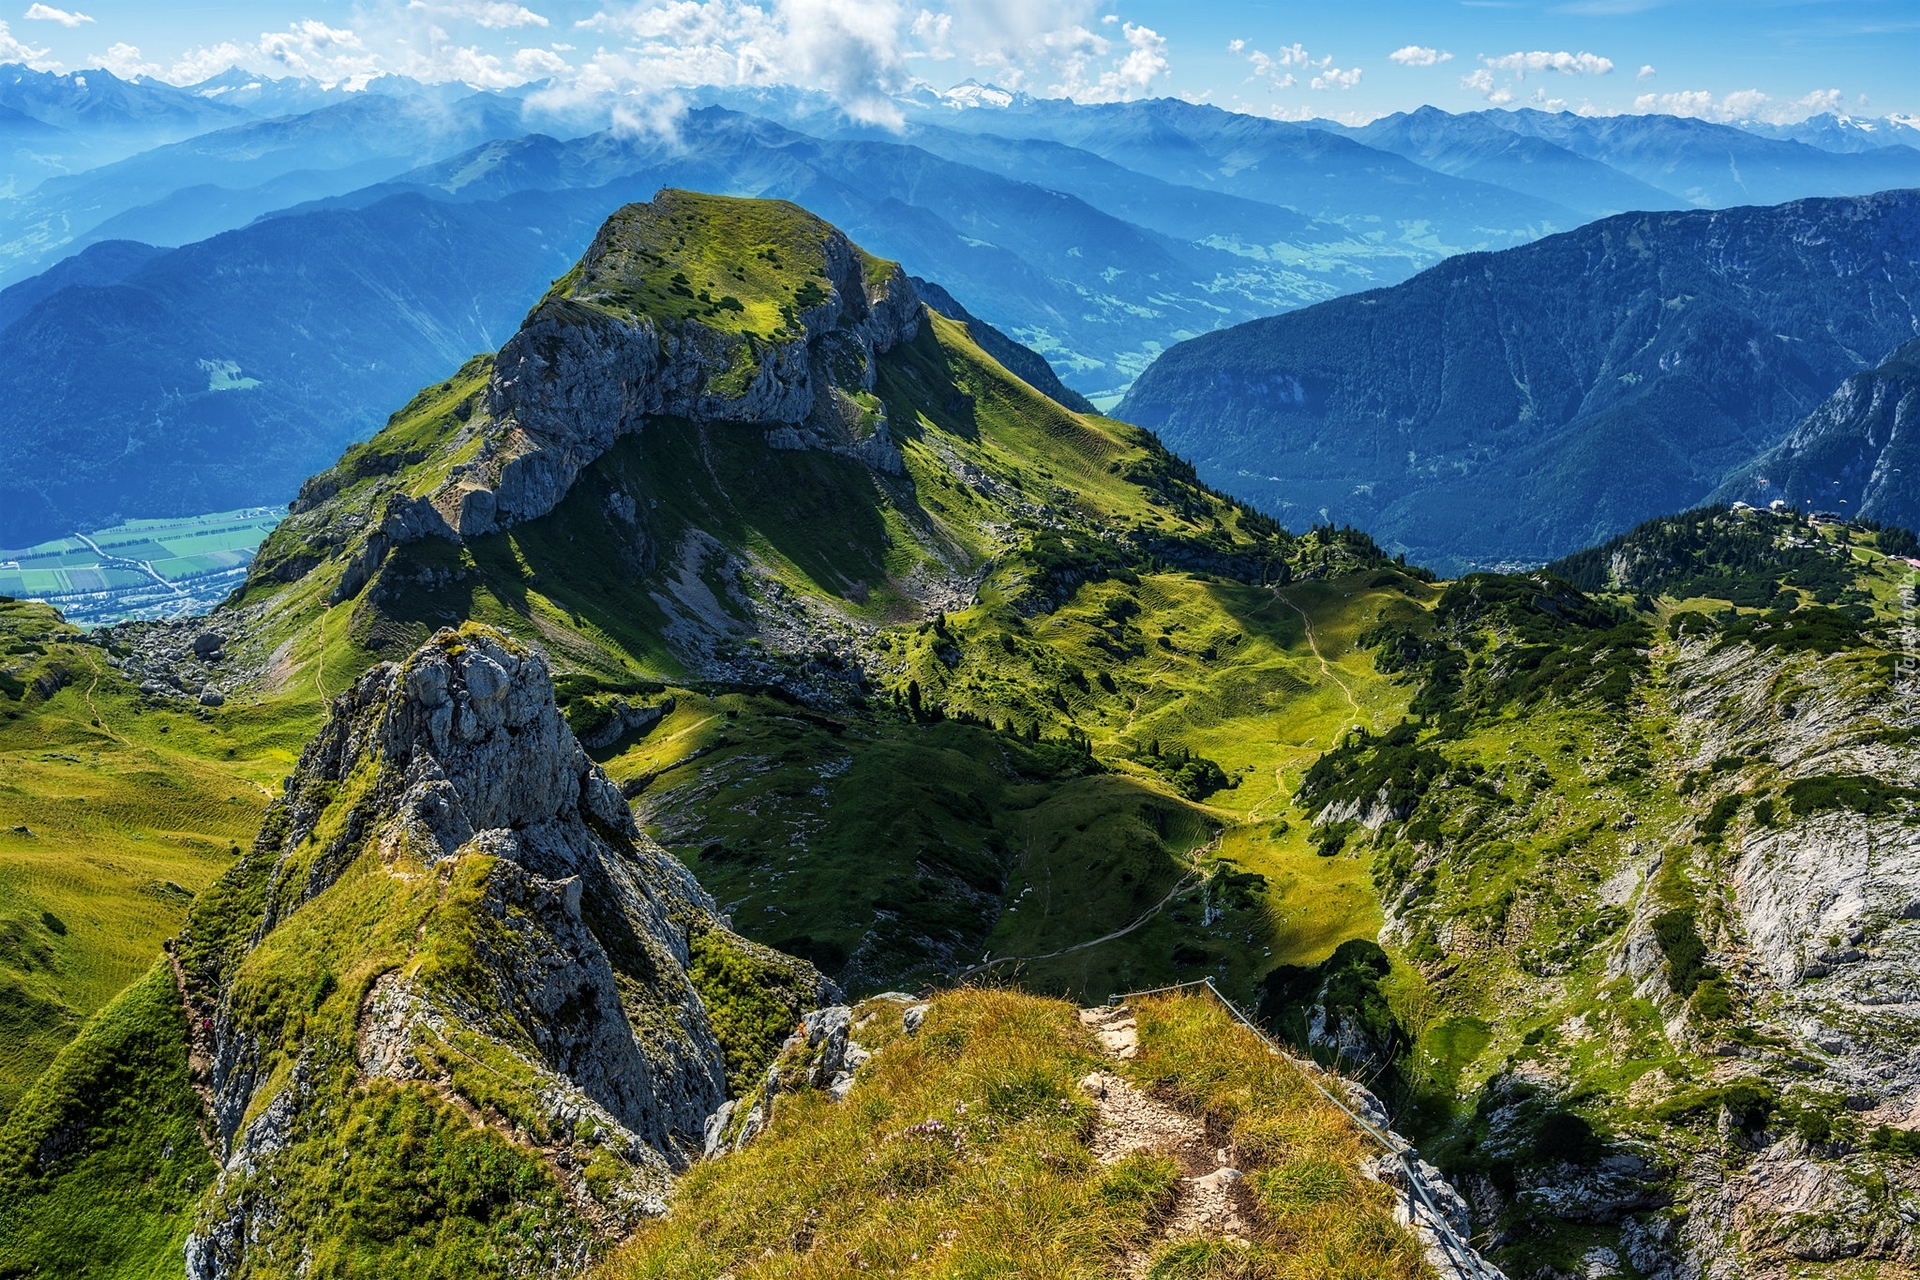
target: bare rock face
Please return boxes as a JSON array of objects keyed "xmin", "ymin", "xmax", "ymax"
[
  {"xmin": 180, "ymin": 625, "xmax": 823, "ymax": 1278},
  {"xmin": 437, "ymin": 197, "xmax": 920, "ymax": 538},
  {"xmin": 1655, "ymin": 633, "xmax": 1920, "ymax": 1276}
]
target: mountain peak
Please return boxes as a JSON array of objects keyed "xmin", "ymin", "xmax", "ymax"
[{"xmin": 282, "ymin": 190, "xmax": 922, "ymax": 560}]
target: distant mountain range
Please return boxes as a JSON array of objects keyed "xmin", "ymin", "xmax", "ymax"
[
  {"xmin": 1117, "ymin": 191, "xmax": 1920, "ymax": 572},
  {"xmin": 6, "ymin": 63, "xmax": 1920, "ymax": 551},
  {"xmin": 0, "ymin": 189, "xmax": 626, "ymax": 547},
  {"xmin": 0, "ymin": 85, "xmax": 588, "ymax": 285}
]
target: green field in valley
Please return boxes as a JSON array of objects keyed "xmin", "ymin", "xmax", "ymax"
[{"xmin": 0, "ymin": 508, "xmax": 287, "ymax": 625}]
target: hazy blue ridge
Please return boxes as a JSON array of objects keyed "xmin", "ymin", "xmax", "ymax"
[{"xmin": 1116, "ymin": 190, "xmax": 1920, "ymax": 574}]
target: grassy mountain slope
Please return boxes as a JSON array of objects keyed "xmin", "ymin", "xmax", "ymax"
[
  {"xmin": 223, "ymin": 188, "xmax": 1424, "ymax": 1008},
  {"xmin": 601, "ymin": 987, "xmax": 1429, "ymax": 1280},
  {"xmin": 0, "ymin": 960, "xmax": 216, "ymax": 1279},
  {"xmin": 0, "ymin": 597, "xmax": 317, "ymax": 1119},
  {"xmin": 1264, "ymin": 507, "xmax": 1920, "ymax": 1275}
]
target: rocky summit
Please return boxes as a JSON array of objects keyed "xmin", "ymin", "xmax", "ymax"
[
  {"xmin": 266, "ymin": 190, "xmax": 924, "ymax": 605},
  {"xmin": 174, "ymin": 623, "xmax": 830, "ymax": 1276}
]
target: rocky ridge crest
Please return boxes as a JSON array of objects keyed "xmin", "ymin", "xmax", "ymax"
[{"xmin": 178, "ymin": 624, "xmax": 831, "ymax": 1277}]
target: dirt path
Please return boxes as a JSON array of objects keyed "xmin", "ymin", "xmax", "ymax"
[
  {"xmin": 313, "ymin": 606, "xmax": 331, "ymax": 703},
  {"xmin": 1077, "ymin": 1005, "xmax": 1253, "ymax": 1276},
  {"xmin": 165, "ymin": 948, "xmax": 221, "ymax": 1157},
  {"xmin": 956, "ymin": 837, "xmax": 1220, "ymax": 979},
  {"xmin": 80, "ymin": 662, "xmax": 130, "ymax": 748},
  {"xmin": 1277, "ymin": 593, "xmax": 1365, "ymax": 730}
]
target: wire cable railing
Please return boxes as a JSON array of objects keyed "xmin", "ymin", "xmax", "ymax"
[{"xmin": 1109, "ymin": 976, "xmax": 1504, "ymax": 1280}]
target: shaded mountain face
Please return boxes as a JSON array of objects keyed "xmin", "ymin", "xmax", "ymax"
[
  {"xmin": 0, "ymin": 64, "xmax": 246, "ymax": 139},
  {"xmin": 888, "ymin": 93, "xmax": 1584, "ymax": 248},
  {"xmin": 1117, "ymin": 190, "xmax": 1920, "ymax": 573},
  {"xmin": 1716, "ymin": 337, "xmax": 1920, "ymax": 531},
  {"xmin": 1334, "ymin": 106, "xmax": 1682, "ymax": 219},
  {"xmin": 0, "ymin": 188, "xmax": 642, "ymax": 547},
  {"xmin": 1743, "ymin": 112, "xmax": 1920, "ymax": 154},
  {"xmin": 0, "ymin": 237, "xmax": 161, "ymax": 332},
  {"xmin": 1302, "ymin": 106, "xmax": 1920, "ymax": 213}
]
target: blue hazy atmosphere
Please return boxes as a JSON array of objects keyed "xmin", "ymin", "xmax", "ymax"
[
  {"xmin": 3, "ymin": 0, "xmax": 1915, "ymax": 125},
  {"xmin": 3, "ymin": 0, "xmax": 1919, "ymax": 568}
]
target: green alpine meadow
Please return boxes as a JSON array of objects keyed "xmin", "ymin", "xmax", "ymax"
[{"xmin": 0, "ymin": 181, "xmax": 1916, "ymax": 1280}]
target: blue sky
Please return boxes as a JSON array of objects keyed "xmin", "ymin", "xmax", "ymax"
[{"xmin": 2, "ymin": 0, "xmax": 1914, "ymax": 124}]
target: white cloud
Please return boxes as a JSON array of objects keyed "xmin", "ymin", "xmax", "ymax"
[
  {"xmin": 777, "ymin": 0, "xmax": 912, "ymax": 123},
  {"xmin": 167, "ymin": 20, "xmax": 379, "ymax": 87},
  {"xmin": 1464, "ymin": 50, "xmax": 1609, "ymax": 104},
  {"xmin": 1633, "ymin": 86, "xmax": 1853, "ymax": 125},
  {"xmin": 1637, "ymin": 63, "xmax": 1655, "ymax": 81},
  {"xmin": 0, "ymin": 18, "xmax": 53, "ymax": 66},
  {"xmin": 96, "ymin": 41, "xmax": 158, "ymax": 78},
  {"xmin": 1050, "ymin": 20, "xmax": 1167, "ymax": 103},
  {"xmin": 1799, "ymin": 88, "xmax": 1844, "ymax": 116},
  {"xmin": 23, "ymin": 4, "xmax": 92, "ymax": 27},
  {"xmin": 609, "ymin": 90, "xmax": 690, "ymax": 143},
  {"xmin": 1242, "ymin": 40, "xmax": 1342, "ymax": 90},
  {"xmin": 111, "ymin": 0, "xmax": 1163, "ymax": 111},
  {"xmin": 512, "ymin": 45, "xmax": 570, "ymax": 76},
  {"xmin": 909, "ymin": 8, "xmax": 952, "ymax": 58},
  {"xmin": 166, "ymin": 41, "xmax": 252, "ymax": 84},
  {"xmin": 407, "ymin": 42, "xmax": 524, "ymax": 88},
  {"xmin": 1388, "ymin": 45, "xmax": 1451, "ymax": 67},
  {"xmin": 408, "ymin": 1, "xmax": 550, "ymax": 30},
  {"xmin": 1482, "ymin": 50, "xmax": 1613, "ymax": 78}
]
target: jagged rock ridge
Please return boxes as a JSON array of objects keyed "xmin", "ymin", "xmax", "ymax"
[{"xmin": 178, "ymin": 624, "xmax": 830, "ymax": 1277}]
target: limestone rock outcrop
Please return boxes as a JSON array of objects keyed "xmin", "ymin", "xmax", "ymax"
[
  {"xmin": 436, "ymin": 195, "xmax": 920, "ymax": 538},
  {"xmin": 179, "ymin": 625, "xmax": 831, "ymax": 1277}
]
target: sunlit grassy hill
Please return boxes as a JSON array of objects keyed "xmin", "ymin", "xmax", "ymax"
[{"xmin": 600, "ymin": 987, "xmax": 1432, "ymax": 1280}]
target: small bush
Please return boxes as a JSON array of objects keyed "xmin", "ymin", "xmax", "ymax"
[
  {"xmin": 1696, "ymin": 793, "xmax": 1743, "ymax": 841},
  {"xmin": 1651, "ymin": 909, "xmax": 1714, "ymax": 996},
  {"xmin": 1869, "ymin": 1125, "xmax": 1920, "ymax": 1157},
  {"xmin": 1532, "ymin": 1111, "xmax": 1600, "ymax": 1165},
  {"xmin": 1690, "ymin": 978, "xmax": 1734, "ymax": 1021},
  {"xmin": 1786, "ymin": 774, "xmax": 1920, "ymax": 819}
]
